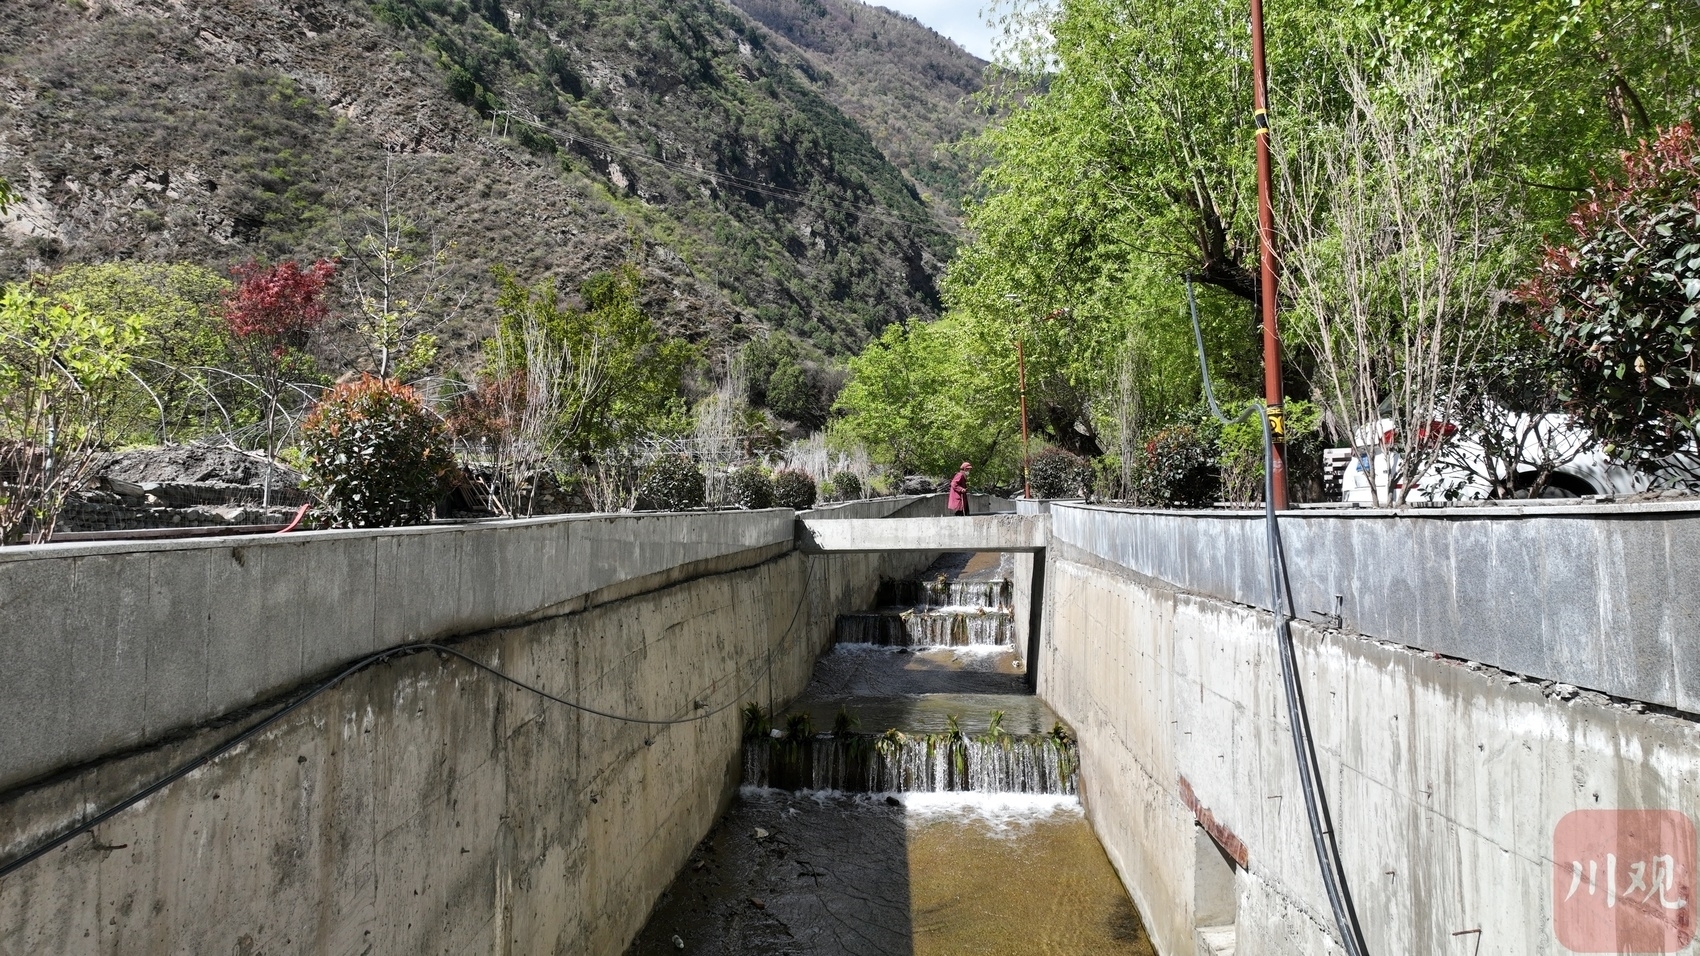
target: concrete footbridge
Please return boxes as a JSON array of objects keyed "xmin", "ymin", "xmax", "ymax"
[{"xmin": 793, "ymin": 513, "xmax": 1049, "ymax": 554}]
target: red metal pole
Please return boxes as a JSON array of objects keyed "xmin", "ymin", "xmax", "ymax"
[
  {"xmin": 1016, "ymin": 338, "xmax": 1032, "ymax": 499},
  {"xmin": 1250, "ymin": 0, "xmax": 1289, "ymax": 509}
]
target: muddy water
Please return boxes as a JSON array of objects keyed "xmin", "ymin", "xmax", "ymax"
[
  {"xmin": 905, "ymin": 796, "xmax": 1155, "ymax": 956},
  {"xmin": 626, "ymin": 553, "xmax": 1154, "ymax": 956},
  {"xmin": 626, "ymin": 790, "xmax": 1153, "ymax": 956}
]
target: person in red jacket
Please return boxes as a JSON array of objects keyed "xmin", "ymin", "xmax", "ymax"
[{"xmin": 948, "ymin": 461, "xmax": 972, "ymax": 516}]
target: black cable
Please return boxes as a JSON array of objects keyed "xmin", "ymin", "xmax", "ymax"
[
  {"xmin": 0, "ymin": 557, "xmax": 816, "ymax": 881},
  {"xmin": 1184, "ymin": 277, "xmax": 1370, "ymax": 956}
]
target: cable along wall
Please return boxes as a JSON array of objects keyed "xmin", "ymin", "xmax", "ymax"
[{"xmin": 0, "ymin": 505, "xmax": 942, "ymax": 955}]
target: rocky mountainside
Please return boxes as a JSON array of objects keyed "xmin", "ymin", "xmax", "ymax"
[
  {"xmin": 0, "ymin": 0, "xmax": 986, "ymax": 365},
  {"xmin": 727, "ymin": 0, "xmax": 989, "ymax": 219}
]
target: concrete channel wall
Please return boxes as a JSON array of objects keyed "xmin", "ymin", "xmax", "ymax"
[
  {"xmin": 1054, "ymin": 501, "xmax": 1700, "ymax": 713},
  {"xmin": 0, "ymin": 499, "xmax": 940, "ymax": 956},
  {"xmin": 1041, "ymin": 502, "xmax": 1700, "ymax": 955}
]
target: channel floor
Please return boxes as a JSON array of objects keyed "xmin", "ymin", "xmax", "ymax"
[{"xmin": 627, "ymin": 553, "xmax": 1155, "ymax": 956}]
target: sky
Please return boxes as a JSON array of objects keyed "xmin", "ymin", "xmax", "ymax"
[{"xmin": 870, "ymin": 0, "xmax": 1000, "ymax": 61}]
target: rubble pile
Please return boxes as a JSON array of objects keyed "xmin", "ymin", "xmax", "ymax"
[{"xmin": 53, "ymin": 445, "xmax": 307, "ymax": 535}]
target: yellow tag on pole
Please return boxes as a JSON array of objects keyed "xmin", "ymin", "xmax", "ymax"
[{"xmin": 1267, "ymin": 402, "xmax": 1285, "ymax": 438}]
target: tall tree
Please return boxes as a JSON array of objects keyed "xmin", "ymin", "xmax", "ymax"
[
  {"xmin": 1375, "ymin": 0, "xmax": 1700, "ymax": 227},
  {"xmin": 45, "ymin": 263, "xmax": 232, "ymax": 444}
]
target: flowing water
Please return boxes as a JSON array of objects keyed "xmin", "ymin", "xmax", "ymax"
[{"xmin": 628, "ymin": 553, "xmax": 1154, "ymax": 956}]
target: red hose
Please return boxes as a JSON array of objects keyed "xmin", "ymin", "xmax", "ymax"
[{"xmin": 276, "ymin": 503, "xmax": 310, "ymax": 534}]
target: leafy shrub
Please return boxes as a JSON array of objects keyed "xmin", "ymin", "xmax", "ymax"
[
  {"xmin": 1128, "ymin": 425, "xmax": 1220, "ymax": 508},
  {"xmin": 1027, "ymin": 447, "xmax": 1092, "ymax": 499},
  {"xmin": 730, "ymin": 464, "xmax": 774, "ymax": 509},
  {"xmin": 1520, "ymin": 123, "xmax": 1700, "ymax": 473},
  {"xmin": 772, "ymin": 469, "xmax": 818, "ymax": 510},
  {"xmin": 829, "ymin": 470, "xmax": 863, "ymax": 501},
  {"xmin": 1217, "ymin": 400, "xmax": 1323, "ymax": 503},
  {"xmin": 299, "ymin": 376, "xmax": 455, "ymax": 528},
  {"xmin": 0, "ymin": 281, "xmax": 145, "ymax": 544},
  {"xmin": 766, "ymin": 361, "xmax": 816, "ymax": 423},
  {"xmin": 636, "ymin": 453, "xmax": 706, "ymax": 511}
]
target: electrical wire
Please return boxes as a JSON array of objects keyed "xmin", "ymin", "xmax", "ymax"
[
  {"xmin": 0, "ymin": 557, "xmax": 816, "ymax": 881},
  {"xmin": 1184, "ymin": 277, "xmax": 1370, "ymax": 956}
]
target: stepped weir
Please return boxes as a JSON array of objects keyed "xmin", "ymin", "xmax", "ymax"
[{"xmin": 628, "ymin": 552, "xmax": 1153, "ymax": 955}]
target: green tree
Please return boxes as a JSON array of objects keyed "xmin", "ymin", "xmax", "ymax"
[
  {"xmin": 1373, "ymin": 0, "xmax": 1700, "ymax": 229},
  {"xmin": 907, "ymin": 0, "xmax": 1345, "ymax": 481},
  {"xmin": 832, "ymin": 317, "xmax": 1016, "ymax": 480},
  {"xmin": 0, "ymin": 281, "xmax": 145, "ymax": 543},
  {"xmin": 742, "ymin": 333, "xmax": 829, "ymax": 426},
  {"xmin": 975, "ymin": 0, "xmax": 1358, "ymax": 306},
  {"xmin": 765, "ymin": 360, "xmax": 815, "ymax": 424},
  {"xmin": 44, "ymin": 263, "xmax": 233, "ymax": 444},
  {"xmin": 486, "ymin": 264, "xmax": 696, "ymax": 460}
]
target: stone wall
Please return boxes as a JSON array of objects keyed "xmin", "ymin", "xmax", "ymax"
[
  {"xmin": 0, "ymin": 506, "xmax": 935, "ymax": 955},
  {"xmin": 54, "ymin": 492, "xmax": 298, "ymax": 534},
  {"xmin": 1040, "ymin": 503, "xmax": 1700, "ymax": 956}
]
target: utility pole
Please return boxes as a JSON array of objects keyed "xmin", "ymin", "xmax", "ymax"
[
  {"xmin": 1005, "ymin": 293, "xmax": 1035, "ymax": 499},
  {"xmin": 1250, "ymin": 0, "xmax": 1289, "ymax": 509},
  {"xmin": 1016, "ymin": 338, "xmax": 1032, "ymax": 499}
]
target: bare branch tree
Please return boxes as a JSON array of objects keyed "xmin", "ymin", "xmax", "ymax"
[
  {"xmin": 342, "ymin": 153, "xmax": 464, "ymax": 380},
  {"xmin": 1279, "ymin": 51, "xmax": 1511, "ymax": 506}
]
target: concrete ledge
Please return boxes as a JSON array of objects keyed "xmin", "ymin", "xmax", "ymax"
[
  {"xmin": 793, "ymin": 513, "xmax": 1049, "ymax": 554},
  {"xmin": 0, "ymin": 510, "xmax": 799, "ymax": 793},
  {"xmin": 799, "ymin": 492, "xmax": 1009, "ymax": 520},
  {"xmin": 800, "ymin": 495, "xmax": 939, "ymax": 520},
  {"xmin": 1051, "ymin": 501, "xmax": 1700, "ymax": 713}
]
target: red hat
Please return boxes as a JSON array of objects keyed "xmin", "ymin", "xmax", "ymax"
[{"xmin": 960, "ymin": 461, "xmax": 972, "ymax": 470}]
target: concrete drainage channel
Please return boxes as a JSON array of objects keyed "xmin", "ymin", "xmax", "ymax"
[
  {"xmin": 13, "ymin": 499, "xmax": 1688, "ymax": 953},
  {"xmin": 626, "ymin": 551, "xmax": 1156, "ymax": 956}
]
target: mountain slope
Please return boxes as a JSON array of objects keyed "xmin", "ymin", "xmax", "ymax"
[
  {"xmin": 0, "ymin": 0, "xmax": 960, "ymax": 363},
  {"xmin": 728, "ymin": 0, "xmax": 990, "ymax": 219}
]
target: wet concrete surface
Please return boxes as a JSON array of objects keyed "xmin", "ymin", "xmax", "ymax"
[
  {"xmin": 800, "ymin": 644, "xmax": 1028, "ymax": 699},
  {"xmin": 627, "ymin": 790, "xmax": 909, "ymax": 956},
  {"xmin": 785, "ymin": 692, "xmax": 1060, "ymax": 736}
]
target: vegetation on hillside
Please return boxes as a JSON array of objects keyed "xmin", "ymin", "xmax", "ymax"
[
  {"xmin": 728, "ymin": 0, "xmax": 990, "ymax": 219},
  {"xmin": 13, "ymin": 0, "xmax": 1696, "ymax": 535},
  {"xmin": 0, "ymin": 0, "xmax": 999, "ymax": 539},
  {"xmin": 0, "ymin": 0, "xmax": 972, "ymax": 364}
]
